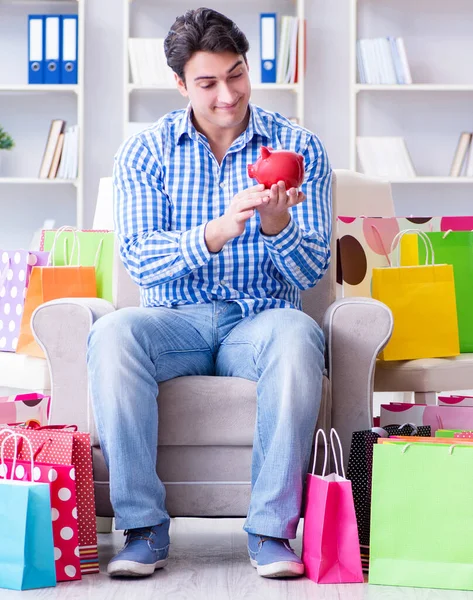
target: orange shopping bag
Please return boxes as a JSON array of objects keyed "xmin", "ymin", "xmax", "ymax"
[{"xmin": 16, "ymin": 228, "xmax": 97, "ymax": 358}]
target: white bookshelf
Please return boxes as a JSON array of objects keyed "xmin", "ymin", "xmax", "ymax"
[
  {"xmin": 349, "ymin": 0, "xmax": 473, "ymax": 185},
  {"xmin": 123, "ymin": 0, "xmax": 306, "ymax": 140},
  {"xmin": 0, "ymin": 0, "xmax": 84, "ymax": 245}
]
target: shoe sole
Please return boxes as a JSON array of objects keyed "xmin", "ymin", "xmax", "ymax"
[
  {"xmin": 250, "ymin": 558, "xmax": 304, "ymax": 578},
  {"xmin": 108, "ymin": 558, "xmax": 168, "ymax": 577}
]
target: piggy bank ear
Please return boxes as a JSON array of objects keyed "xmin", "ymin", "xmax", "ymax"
[{"xmin": 261, "ymin": 146, "xmax": 272, "ymax": 159}]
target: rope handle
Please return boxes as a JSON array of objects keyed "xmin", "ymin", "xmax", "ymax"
[
  {"xmin": 311, "ymin": 429, "xmax": 328, "ymax": 476},
  {"xmin": 330, "ymin": 428, "xmax": 346, "ymax": 478},
  {"xmin": 0, "ymin": 431, "xmax": 34, "ymax": 481},
  {"xmin": 47, "ymin": 226, "xmax": 81, "ymax": 267},
  {"xmin": 390, "ymin": 228, "xmax": 436, "ymax": 267},
  {"xmin": 0, "ymin": 256, "xmax": 11, "ymax": 291}
]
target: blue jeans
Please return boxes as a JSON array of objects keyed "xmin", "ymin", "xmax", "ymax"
[{"xmin": 87, "ymin": 301, "xmax": 325, "ymax": 539}]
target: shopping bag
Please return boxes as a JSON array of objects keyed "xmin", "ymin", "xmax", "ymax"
[
  {"xmin": 5, "ymin": 424, "xmax": 99, "ymax": 575},
  {"xmin": 412, "ymin": 231, "xmax": 473, "ymax": 352},
  {"xmin": 0, "ymin": 249, "xmax": 49, "ymax": 352},
  {"xmin": 372, "ymin": 229, "xmax": 459, "ymax": 360},
  {"xmin": 438, "ymin": 394, "xmax": 473, "ymax": 407},
  {"xmin": 0, "ymin": 392, "xmax": 50, "ymax": 427},
  {"xmin": 346, "ymin": 423, "xmax": 431, "ymax": 573},
  {"xmin": 302, "ymin": 429, "xmax": 363, "ymax": 584},
  {"xmin": 16, "ymin": 228, "xmax": 97, "ymax": 358},
  {"xmin": 380, "ymin": 402, "xmax": 473, "ymax": 434},
  {"xmin": 0, "ymin": 432, "xmax": 56, "ymax": 590},
  {"xmin": 369, "ymin": 439, "xmax": 473, "ymax": 590},
  {"xmin": 0, "ymin": 429, "xmax": 81, "ymax": 582},
  {"xmin": 41, "ymin": 228, "xmax": 115, "ymax": 302},
  {"xmin": 337, "ymin": 215, "xmax": 473, "ymax": 297}
]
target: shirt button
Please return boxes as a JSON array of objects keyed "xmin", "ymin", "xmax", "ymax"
[
  {"xmin": 220, "ymin": 280, "xmax": 227, "ymax": 286},
  {"xmin": 219, "ymin": 182, "xmax": 226, "ymax": 189}
]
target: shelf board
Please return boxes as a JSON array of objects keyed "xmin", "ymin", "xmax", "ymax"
[
  {"xmin": 389, "ymin": 177, "xmax": 473, "ymax": 184},
  {"xmin": 355, "ymin": 84, "xmax": 473, "ymax": 92},
  {"xmin": 129, "ymin": 83, "xmax": 299, "ymax": 92},
  {"xmin": 0, "ymin": 178, "xmax": 78, "ymax": 185},
  {"xmin": 0, "ymin": 84, "xmax": 79, "ymax": 93}
]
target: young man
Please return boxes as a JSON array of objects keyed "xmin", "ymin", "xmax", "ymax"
[{"xmin": 87, "ymin": 7, "xmax": 332, "ymax": 580}]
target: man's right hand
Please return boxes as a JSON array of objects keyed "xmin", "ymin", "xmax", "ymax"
[{"xmin": 205, "ymin": 184, "xmax": 270, "ymax": 253}]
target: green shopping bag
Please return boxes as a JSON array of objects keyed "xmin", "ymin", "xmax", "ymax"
[
  {"xmin": 417, "ymin": 232, "xmax": 473, "ymax": 352},
  {"xmin": 41, "ymin": 228, "xmax": 115, "ymax": 302},
  {"xmin": 369, "ymin": 440, "xmax": 473, "ymax": 591}
]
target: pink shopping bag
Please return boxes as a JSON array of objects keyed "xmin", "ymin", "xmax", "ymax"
[
  {"xmin": 0, "ymin": 393, "xmax": 50, "ymax": 427},
  {"xmin": 302, "ymin": 429, "xmax": 363, "ymax": 584},
  {"xmin": 0, "ymin": 429, "xmax": 81, "ymax": 582}
]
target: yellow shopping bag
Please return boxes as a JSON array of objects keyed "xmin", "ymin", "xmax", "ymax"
[{"xmin": 372, "ymin": 229, "xmax": 459, "ymax": 361}]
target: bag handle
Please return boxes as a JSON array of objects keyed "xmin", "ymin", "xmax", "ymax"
[
  {"xmin": 390, "ymin": 228, "xmax": 435, "ymax": 267},
  {"xmin": 93, "ymin": 238, "xmax": 104, "ymax": 269},
  {"xmin": 311, "ymin": 429, "xmax": 328, "ymax": 477},
  {"xmin": 47, "ymin": 226, "xmax": 81, "ymax": 267},
  {"xmin": 330, "ymin": 428, "xmax": 346, "ymax": 478},
  {"xmin": 0, "ymin": 431, "xmax": 34, "ymax": 481}
]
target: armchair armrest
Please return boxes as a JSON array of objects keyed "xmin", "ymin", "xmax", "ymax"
[
  {"xmin": 31, "ymin": 298, "xmax": 115, "ymax": 431},
  {"xmin": 323, "ymin": 297, "xmax": 393, "ymax": 461}
]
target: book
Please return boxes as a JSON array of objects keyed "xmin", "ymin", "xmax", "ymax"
[
  {"xmin": 48, "ymin": 132, "xmax": 65, "ymax": 178},
  {"xmin": 39, "ymin": 119, "xmax": 65, "ymax": 179},
  {"xmin": 450, "ymin": 132, "xmax": 472, "ymax": 177},
  {"xmin": 357, "ymin": 136, "xmax": 416, "ymax": 179}
]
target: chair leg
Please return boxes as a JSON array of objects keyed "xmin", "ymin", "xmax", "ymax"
[
  {"xmin": 96, "ymin": 516, "xmax": 113, "ymax": 533},
  {"xmin": 414, "ymin": 392, "xmax": 437, "ymax": 405}
]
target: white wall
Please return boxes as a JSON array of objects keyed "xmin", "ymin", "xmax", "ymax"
[{"xmin": 1, "ymin": 0, "xmax": 472, "ymax": 248}]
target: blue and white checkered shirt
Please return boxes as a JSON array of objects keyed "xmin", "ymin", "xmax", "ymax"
[{"xmin": 113, "ymin": 104, "xmax": 332, "ymax": 317}]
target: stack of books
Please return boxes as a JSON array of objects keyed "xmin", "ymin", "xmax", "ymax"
[
  {"xmin": 38, "ymin": 119, "xmax": 78, "ymax": 180},
  {"xmin": 357, "ymin": 37, "xmax": 412, "ymax": 85},
  {"xmin": 450, "ymin": 132, "xmax": 473, "ymax": 177},
  {"xmin": 128, "ymin": 38, "xmax": 175, "ymax": 86},
  {"xmin": 356, "ymin": 136, "xmax": 416, "ymax": 179}
]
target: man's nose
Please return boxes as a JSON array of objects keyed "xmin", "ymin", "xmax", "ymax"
[{"xmin": 217, "ymin": 83, "xmax": 236, "ymax": 105}]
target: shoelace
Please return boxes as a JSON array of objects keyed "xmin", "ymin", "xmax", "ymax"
[
  {"xmin": 257, "ymin": 535, "xmax": 291, "ymax": 549},
  {"xmin": 124, "ymin": 526, "xmax": 156, "ymax": 543}
]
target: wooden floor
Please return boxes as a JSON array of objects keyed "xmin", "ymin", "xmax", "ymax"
[{"xmin": 3, "ymin": 518, "xmax": 473, "ymax": 599}]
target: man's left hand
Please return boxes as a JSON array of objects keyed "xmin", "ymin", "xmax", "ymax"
[{"xmin": 258, "ymin": 180, "xmax": 306, "ymax": 236}]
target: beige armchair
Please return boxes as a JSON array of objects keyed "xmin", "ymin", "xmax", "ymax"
[
  {"xmin": 335, "ymin": 169, "xmax": 473, "ymax": 407},
  {"xmin": 30, "ymin": 170, "xmax": 393, "ymax": 520}
]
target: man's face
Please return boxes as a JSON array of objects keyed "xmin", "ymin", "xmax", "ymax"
[{"xmin": 177, "ymin": 51, "xmax": 251, "ymax": 134}]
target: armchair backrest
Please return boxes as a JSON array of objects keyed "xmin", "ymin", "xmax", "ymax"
[{"xmin": 94, "ymin": 170, "xmax": 395, "ymax": 319}]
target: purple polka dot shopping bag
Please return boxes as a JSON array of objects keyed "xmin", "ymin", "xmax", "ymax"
[{"xmin": 0, "ymin": 250, "xmax": 49, "ymax": 352}]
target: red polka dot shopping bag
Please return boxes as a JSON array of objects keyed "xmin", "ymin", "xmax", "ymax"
[
  {"xmin": 2, "ymin": 424, "xmax": 99, "ymax": 576},
  {"xmin": 0, "ymin": 250, "xmax": 49, "ymax": 352},
  {"xmin": 0, "ymin": 428, "xmax": 81, "ymax": 582}
]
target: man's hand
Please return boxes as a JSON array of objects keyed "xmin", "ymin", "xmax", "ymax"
[
  {"xmin": 205, "ymin": 184, "xmax": 270, "ymax": 253},
  {"xmin": 258, "ymin": 180, "xmax": 306, "ymax": 236}
]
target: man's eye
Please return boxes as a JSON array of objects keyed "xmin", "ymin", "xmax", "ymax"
[
  {"xmin": 202, "ymin": 83, "xmax": 215, "ymax": 89},
  {"xmin": 230, "ymin": 73, "xmax": 242, "ymax": 80}
]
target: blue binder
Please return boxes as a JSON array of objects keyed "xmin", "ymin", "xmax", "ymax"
[
  {"xmin": 61, "ymin": 15, "xmax": 78, "ymax": 84},
  {"xmin": 44, "ymin": 15, "xmax": 61, "ymax": 84},
  {"xmin": 28, "ymin": 16, "xmax": 44, "ymax": 84},
  {"xmin": 260, "ymin": 13, "xmax": 277, "ymax": 83}
]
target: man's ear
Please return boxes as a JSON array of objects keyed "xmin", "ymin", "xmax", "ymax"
[{"xmin": 176, "ymin": 73, "xmax": 188, "ymax": 98}]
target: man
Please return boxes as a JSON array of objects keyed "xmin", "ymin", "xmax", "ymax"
[{"xmin": 87, "ymin": 7, "xmax": 332, "ymax": 580}]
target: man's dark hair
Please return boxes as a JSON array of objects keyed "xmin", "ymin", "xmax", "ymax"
[{"xmin": 164, "ymin": 7, "xmax": 250, "ymax": 83}]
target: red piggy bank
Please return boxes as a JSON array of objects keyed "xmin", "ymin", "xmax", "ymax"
[{"xmin": 247, "ymin": 146, "xmax": 305, "ymax": 189}]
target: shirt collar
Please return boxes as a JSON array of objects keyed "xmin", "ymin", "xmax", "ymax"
[{"xmin": 176, "ymin": 103, "xmax": 271, "ymax": 146}]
